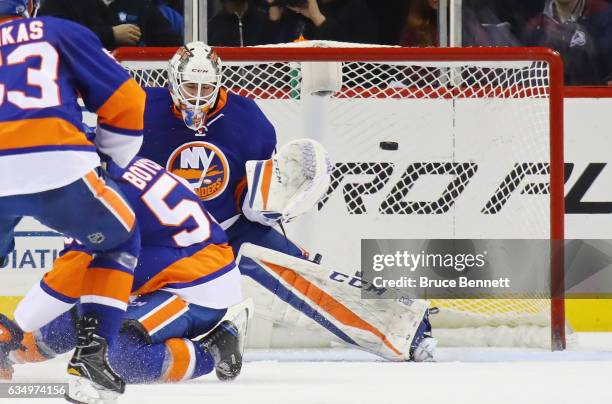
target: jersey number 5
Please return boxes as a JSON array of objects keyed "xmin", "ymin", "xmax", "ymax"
[
  {"xmin": 0, "ymin": 42, "xmax": 60, "ymax": 109},
  {"xmin": 142, "ymin": 173, "xmax": 212, "ymax": 247}
]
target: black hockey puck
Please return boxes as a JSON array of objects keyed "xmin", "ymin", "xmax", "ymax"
[{"xmin": 379, "ymin": 141, "xmax": 399, "ymax": 151}]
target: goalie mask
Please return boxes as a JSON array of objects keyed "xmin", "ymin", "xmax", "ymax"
[
  {"xmin": 0, "ymin": 0, "xmax": 40, "ymax": 17},
  {"xmin": 168, "ymin": 42, "xmax": 222, "ymax": 132}
]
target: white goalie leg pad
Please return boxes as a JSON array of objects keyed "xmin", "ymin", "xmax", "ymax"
[
  {"xmin": 243, "ymin": 138, "xmax": 332, "ymax": 225},
  {"xmin": 238, "ymin": 243, "xmax": 430, "ymax": 361}
]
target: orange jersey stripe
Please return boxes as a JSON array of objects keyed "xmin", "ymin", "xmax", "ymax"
[
  {"xmin": 207, "ymin": 88, "xmax": 228, "ymax": 118},
  {"xmin": 97, "ymin": 78, "xmax": 146, "ymax": 131},
  {"xmin": 0, "ymin": 17, "xmax": 20, "ymax": 24},
  {"xmin": 11, "ymin": 332, "xmax": 48, "ymax": 363},
  {"xmin": 0, "ymin": 324, "xmax": 11, "ymax": 343},
  {"xmin": 140, "ymin": 296, "xmax": 188, "ymax": 335},
  {"xmin": 43, "ymin": 251, "xmax": 92, "ymax": 299},
  {"xmin": 43, "ymin": 251, "xmax": 132, "ymax": 303},
  {"xmin": 134, "ymin": 243, "xmax": 235, "ymax": 296},
  {"xmin": 261, "ymin": 159, "xmax": 273, "ymax": 210},
  {"xmin": 163, "ymin": 338, "xmax": 191, "ymax": 382},
  {"xmin": 82, "ymin": 268, "xmax": 133, "ymax": 303},
  {"xmin": 84, "ymin": 171, "xmax": 136, "ymax": 231},
  {"xmin": 263, "ymin": 260, "xmax": 403, "ymax": 357},
  {"xmin": 0, "ymin": 118, "xmax": 91, "ymax": 151}
]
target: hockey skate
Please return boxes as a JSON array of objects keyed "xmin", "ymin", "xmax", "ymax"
[
  {"xmin": 0, "ymin": 313, "xmax": 24, "ymax": 380},
  {"xmin": 199, "ymin": 320, "xmax": 243, "ymax": 381},
  {"xmin": 65, "ymin": 316, "xmax": 125, "ymax": 404},
  {"xmin": 196, "ymin": 299, "xmax": 252, "ymax": 381},
  {"xmin": 409, "ymin": 308, "xmax": 438, "ymax": 362}
]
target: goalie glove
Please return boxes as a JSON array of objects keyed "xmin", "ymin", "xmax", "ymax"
[{"xmin": 243, "ymin": 139, "xmax": 332, "ymax": 226}]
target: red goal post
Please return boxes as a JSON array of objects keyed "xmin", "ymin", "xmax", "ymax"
[{"xmin": 114, "ymin": 45, "xmax": 565, "ymax": 350}]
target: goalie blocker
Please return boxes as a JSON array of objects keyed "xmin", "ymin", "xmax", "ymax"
[{"xmin": 237, "ymin": 243, "xmax": 436, "ymax": 361}]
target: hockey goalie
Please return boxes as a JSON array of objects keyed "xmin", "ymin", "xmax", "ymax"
[{"xmin": 136, "ymin": 42, "xmax": 436, "ymax": 362}]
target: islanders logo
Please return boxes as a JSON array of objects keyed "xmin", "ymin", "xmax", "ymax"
[{"xmin": 166, "ymin": 141, "xmax": 230, "ymax": 201}]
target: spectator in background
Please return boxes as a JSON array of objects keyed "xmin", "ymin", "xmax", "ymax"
[
  {"xmin": 523, "ymin": 0, "xmax": 612, "ymax": 85},
  {"xmin": 155, "ymin": 0, "xmax": 184, "ymax": 41},
  {"xmin": 399, "ymin": 0, "xmax": 524, "ymax": 48},
  {"xmin": 366, "ymin": 0, "xmax": 407, "ymax": 45},
  {"xmin": 160, "ymin": 0, "xmax": 183, "ymax": 14},
  {"xmin": 484, "ymin": 0, "xmax": 545, "ymax": 38},
  {"xmin": 462, "ymin": 0, "xmax": 520, "ymax": 46},
  {"xmin": 399, "ymin": 0, "xmax": 439, "ymax": 47},
  {"xmin": 292, "ymin": 0, "xmax": 377, "ymax": 43},
  {"xmin": 262, "ymin": 0, "xmax": 378, "ymax": 44},
  {"xmin": 39, "ymin": 0, "xmax": 183, "ymax": 50},
  {"xmin": 208, "ymin": 0, "xmax": 272, "ymax": 46},
  {"xmin": 261, "ymin": 0, "xmax": 305, "ymax": 43}
]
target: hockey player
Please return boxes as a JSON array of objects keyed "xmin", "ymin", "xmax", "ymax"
[
  {"xmin": 0, "ymin": 156, "xmax": 249, "ymax": 392},
  {"xmin": 0, "ymin": 1, "xmax": 145, "ymax": 401},
  {"xmin": 138, "ymin": 42, "xmax": 436, "ymax": 362}
]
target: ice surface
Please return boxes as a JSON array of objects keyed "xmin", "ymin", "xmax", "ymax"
[{"xmin": 5, "ymin": 344, "xmax": 612, "ymax": 404}]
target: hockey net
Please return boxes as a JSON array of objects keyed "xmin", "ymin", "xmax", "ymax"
[{"xmin": 115, "ymin": 43, "xmax": 565, "ymax": 350}]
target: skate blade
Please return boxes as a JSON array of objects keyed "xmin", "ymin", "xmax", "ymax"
[
  {"xmin": 65, "ymin": 374, "xmax": 121, "ymax": 404},
  {"xmin": 224, "ymin": 298, "xmax": 254, "ymax": 323},
  {"xmin": 231, "ymin": 304, "xmax": 251, "ymax": 355}
]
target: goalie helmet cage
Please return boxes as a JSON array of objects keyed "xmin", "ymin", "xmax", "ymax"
[{"xmin": 114, "ymin": 45, "xmax": 565, "ymax": 351}]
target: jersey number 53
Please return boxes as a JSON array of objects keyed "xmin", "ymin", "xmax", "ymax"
[{"xmin": 0, "ymin": 42, "xmax": 60, "ymax": 109}]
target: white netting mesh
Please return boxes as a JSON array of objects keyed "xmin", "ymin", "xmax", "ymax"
[
  {"xmin": 125, "ymin": 58, "xmax": 551, "ymax": 99},
  {"xmin": 119, "ymin": 43, "xmax": 561, "ymax": 347}
]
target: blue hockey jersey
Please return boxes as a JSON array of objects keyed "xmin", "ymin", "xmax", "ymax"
[
  {"xmin": 139, "ymin": 87, "xmax": 276, "ymax": 226},
  {"xmin": 57, "ymin": 157, "xmax": 236, "ymax": 297},
  {"xmin": 106, "ymin": 157, "xmax": 228, "ymax": 250},
  {"xmin": 0, "ymin": 16, "xmax": 145, "ymax": 196}
]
